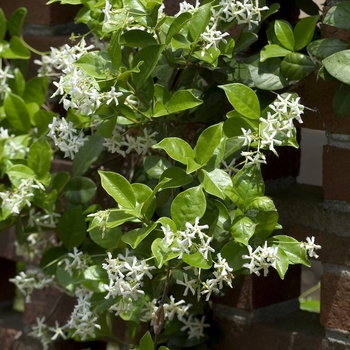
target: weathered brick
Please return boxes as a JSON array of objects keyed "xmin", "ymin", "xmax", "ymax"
[
  {"xmin": 2, "ymin": 0, "xmax": 79, "ymax": 27},
  {"xmin": 321, "ymin": 271, "xmax": 350, "ymax": 331},
  {"xmin": 323, "ymin": 146, "xmax": 350, "ymax": 202}
]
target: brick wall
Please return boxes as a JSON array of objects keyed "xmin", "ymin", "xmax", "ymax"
[{"xmin": 1, "ymin": 1, "xmax": 350, "ymax": 349}]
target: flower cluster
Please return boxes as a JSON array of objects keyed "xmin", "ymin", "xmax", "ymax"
[
  {"xmin": 301, "ymin": 236, "xmax": 322, "ymax": 259},
  {"xmin": 67, "ymin": 286, "xmax": 101, "ymax": 341},
  {"xmin": 47, "ymin": 116, "xmax": 87, "ymax": 159},
  {"xmin": 0, "ymin": 178, "xmax": 45, "ymax": 215},
  {"xmin": 63, "ymin": 247, "xmax": 90, "ymax": 277},
  {"xmin": 0, "ymin": 65, "xmax": 14, "ymax": 99},
  {"xmin": 161, "ymin": 217, "xmax": 214, "ymax": 260},
  {"xmin": 9, "ymin": 270, "xmax": 54, "ymax": 303},
  {"xmin": 239, "ymin": 93, "xmax": 304, "ymax": 167},
  {"xmin": 103, "ymin": 126, "xmax": 158, "ymax": 157},
  {"xmin": 242, "ymin": 241, "xmax": 279, "ymax": 277},
  {"xmin": 102, "ymin": 251, "xmax": 156, "ymax": 305}
]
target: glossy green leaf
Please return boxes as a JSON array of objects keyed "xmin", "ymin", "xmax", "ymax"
[
  {"xmin": 260, "ymin": 44, "xmax": 292, "ymax": 62},
  {"xmin": 132, "ymin": 45, "xmax": 165, "ymax": 89},
  {"xmin": 56, "ymin": 206, "xmax": 86, "ymax": 250},
  {"xmin": 189, "ymin": 3, "xmax": 211, "ymax": 42},
  {"xmin": 27, "ymin": 138, "xmax": 52, "ymax": 179},
  {"xmin": 153, "ymin": 138, "xmax": 194, "ymax": 165},
  {"xmin": 294, "ymin": 15, "xmax": 319, "ymax": 51},
  {"xmin": 73, "ymin": 134, "xmax": 104, "ymax": 176},
  {"xmin": 7, "ymin": 164, "xmax": 35, "ymax": 187},
  {"xmin": 120, "ymin": 29, "xmax": 157, "ymax": 47},
  {"xmin": 108, "ymin": 30, "xmax": 122, "ymax": 69},
  {"xmin": 0, "ymin": 9, "xmax": 6, "ymax": 41},
  {"xmin": 252, "ymin": 210, "xmax": 280, "ymax": 240},
  {"xmin": 8, "ymin": 7, "xmax": 27, "ymax": 37},
  {"xmin": 307, "ymin": 38, "xmax": 349, "ymax": 60},
  {"xmin": 4, "ymin": 92, "xmax": 31, "ymax": 132},
  {"xmin": 82, "ymin": 265, "xmax": 109, "ymax": 293},
  {"xmin": 233, "ymin": 32, "xmax": 258, "ymax": 54},
  {"xmin": 246, "ymin": 196, "xmax": 276, "ymax": 211},
  {"xmin": 268, "ymin": 235, "xmax": 311, "ymax": 267},
  {"xmin": 1, "ymin": 36, "xmax": 30, "ymax": 59},
  {"xmin": 333, "ymin": 83, "xmax": 350, "ymax": 118},
  {"xmin": 39, "ymin": 246, "xmax": 68, "ymax": 275},
  {"xmin": 89, "ymin": 225, "xmax": 122, "ymax": 249},
  {"xmin": 323, "ymin": 50, "xmax": 350, "ymax": 84},
  {"xmin": 281, "ymin": 53, "xmax": 316, "ymax": 80},
  {"xmin": 223, "ymin": 114, "xmax": 258, "ymax": 138},
  {"xmin": 171, "ymin": 186, "xmax": 206, "ymax": 230},
  {"xmin": 88, "ymin": 209, "xmax": 135, "ymax": 231},
  {"xmin": 122, "ymin": 223, "xmax": 157, "ymax": 249},
  {"xmin": 7, "ymin": 68, "xmax": 25, "ymax": 96},
  {"xmin": 159, "ymin": 167, "xmax": 193, "ymax": 190},
  {"xmin": 295, "ymin": 0, "xmax": 320, "ymax": 16},
  {"xmin": 220, "ymin": 240, "xmax": 248, "ymax": 273},
  {"xmin": 166, "ymin": 90, "xmax": 202, "ymax": 114},
  {"xmin": 64, "ymin": 177, "xmax": 96, "ymax": 205},
  {"xmin": 220, "ymin": 83, "xmax": 260, "ymax": 120},
  {"xmin": 152, "ymin": 237, "xmax": 179, "ymax": 268},
  {"xmin": 23, "ymin": 76, "xmax": 48, "ymax": 105},
  {"xmin": 226, "ymin": 166, "xmax": 264, "ymax": 210},
  {"xmin": 143, "ymin": 155, "xmax": 172, "ymax": 179},
  {"xmin": 274, "ymin": 20, "xmax": 295, "ymax": 51},
  {"xmin": 198, "ymin": 168, "xmax": 231, "ymax": 200},
  {"xmin": 166, "ymin": 12, "xmax": 192, "ymax": 44},
  {"xmin": 183, "ymin": 251, "xmax": 212, "ymax": 269},
  {"xmin": 275, "ymin": 247, "xmax": 289, "ymax": 279},
  {"xmin": 195, "ymin": 123, "xmax": 223, "ymax": 165},
  {"xmin": 230, "ymin": 215, "xmax": 256, "ymax": 245},
  {"xmin": 323, "ymin": 2, "xmax": 350, "ymax": 29},
  {"xmin": 136, "ymin": 331, "xmax": 153, "ymax": 350},
  {"xmin": 75, "ymin": 51, "xmax": 115, "ymax": 79},
  {"xmin": 50, "ymin": 171, "xmax": 70, "ymax": 194},
  {"xmin": 99, "ymin": 171, "xmax": 136, "ymax": 208},
  {"xmin": 185, "ymin": 157, "xmax": 202, "ymax": 174}
]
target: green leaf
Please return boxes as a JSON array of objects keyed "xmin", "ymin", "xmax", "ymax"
[
  {"xmin": 159, "ymin": 167, "xmax": 193, "ymax": 190},
  {"xmin": 195, "ymin": 123, "xmax": 223, "ymax": 165},
  {"xmin": 223, "ymin": 114, "xmax": 258, "ymax": 138},
  {"xmin": 333, "ymin": 83, "xmax": 350, "ymax": 118},
  {"xmin": 8, "ymin": 7, "xmax": 27, "ymax": 37},
  {"xmin": 88, "ymin": 209, "xmax": 135, "ymax": 231},
  {"xmin": 132, "ymin": 44, "xmax": 165, "ymax": 89},
  {"xmin": 0, "ymin": 9, "xmax": 6, "ymax": 41},
  {"xmin": 323, "ymin": 50, "xmax": 350, "ymax": 85},
  {"xmin": 82, "ymin": 265, "xmax": 109, "ymax": 293},
  {"xmin": 151, "ymin": 237, "xmax": 179, "ymax": 268},
  {"xmin": 23, "ymin": 76, "xmax": 48, "ymax": 105},
  {"xmin": 226, "ymin": 166, "xmax": 264, "ymax": 210},
  {"xmin": 8, "ymin": 68, "xmax": 25, "ymax": 96},
  {"xmin": 89, "ymin": 225, "xmax": 122, "ymax": 249},
  {"xmin": 2, "ymin": 36, "xmax": 30, "ymax": 59},
  {"xmin": 189, "ymin": 3, "xmax": 211, "ymax": 42},
  {"xmin": 75, "ymin": 51, "xmax": 115, "ymax": 79},
  {"xmin": 108, "ymin": 30, "xmax": 122, "ymax": 69},
  {"xmin": 4, "ymin": 92, "xmax": 31, "ymax": 132},
  {"xmin": 120, "ymin": 29, "xmax": 157, "ymax": 47},
  {"xmin": 220, "ymin": 240, "xmax": 248, "ymax": 273},
  {"xmin": 247, "ymin": 55, "xmax": 289, "ymax": 90},
  {"xmin": 186, "ymin": 157, "xmax": 202, "ymax": 174},
  {"xmin": 137, "ymin": 332, "xmax": 153, "ymax": 350},
  {"xmin": 274, "ymin": 20, "xmax": 295, "ymax": 51},
  {"xmin": 56, "ymin": 206, "xmax": 86, "ymax": 250},
  {"xmin": 246, "ymin": 196, "xmax": 276, "ymax": 211},
  {"xmin": 281, "ymin": 53, "xmax": 315, "ymax": 80},
  {"xmin": 99, "ymin": 171, "xmax": 136, "ymax": 208},
  {"xmin": 198, "ymin": 168, "xmax": 232, "ymax": 200},
  {"xmin": 153, "ymin": 138, "xmax": 194, "ymax": 165},
  {"xmin": 166, "ymin": 90, "xmax": 202, "ymax": 114},
  {"xmin": 73, "ymin": 134, "xmax": 104, "ymax": 176},
  {"xmin": 143, "ymin": 156, "xmax": 172, "ymax": 179},
  {"xmin": 64, "ymin": 177, "xmax": 97, "ymax": 205},
  {"xmin": 268, "ymin": 235, "xmax": 310, "ymax": 267},
  {"xmin": 307, "ymin": 38, "xmax": 350, "ymax": 60},
  {"xmin": 170, "ymin": 186, "xmax": 206, "ymax": 230},
  {"xmin": 275, "ymin": 247, "xmax": 289, "ymax": 279},
  {"xmin": 294, "ymin": 15, "xmax": 319, "ymax": 51},
  {"xmin": 323, "ymin": 2, "xmax": 350, "ymax": 29},
  {"xmin": 166, "ymin": 12, "xmax": 192, "ymax": 44},
  {"xmin": 40, "ymin": 246, "xmax": 68, "ymax": 275},
  {"xmin": 260, "ymin": 44, "xmax": 292, "ymax": 62},
  {"xmin": 253, "ymin": 210, "xmax": 280, "ymax": 240},
  {"xmin": 122, "ymin": 222, "xmax": 157, "ymax": 249},
  {"xmin": 219, "ymin": 83, "xmax": 260, "ymax": 120},
  {"xmin": 7, "ymin": 164, "xmax": 35, "ymax": 187},
  {"xmin": 295, "ymin": 0, "xmax": 320, "ymax": 16},
  {"xmin": 183, "ymin": 251, "xmax": 212, "ymax": 269},
  {"xmin": 27, "ymin": 138, "xmax": 52, "ymax": 179},
  {"xmin": 230, "ymin": 215, "xmax": 256, "ymax": 245}
]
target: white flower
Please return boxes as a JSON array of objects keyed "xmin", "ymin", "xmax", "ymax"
[
  {"xmin": 302, "ymin": 236, "xmax": 321, "ymax": 259},
  {"xmin": 176, "ymin": 273, "xmax": 199, "ymax": 296},
  {"xmin": 180, "ymin": 315, "xmax": 209, "ymax": 339},
  {"xmin": 163, "ymin": 296, "xmax": 191, "ymax": 321},
  {"xmin": 238, "ymin": 127, "xmax": 253, "ymax": 146}
]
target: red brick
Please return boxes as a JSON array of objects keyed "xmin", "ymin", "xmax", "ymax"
[
  {"xmin": 0, "ymin": 226, "xmax": 19, "ymax": 261},
  {"xmin": 320, "ymin": 271, "xmax": 350, "ymax": 331},
  {"xmin": 213, "ymin": 264, "xmax": 301, "ymax": 310},
  {"xmin": 323, "ymin": 146, "xmax": 350, "ymax": 202},
  {"xmin": 2, "ymin": 0, "xmax": 79, "ymax": 26},
  {"xmin": 23, "ymin": 287, "xmax": 75, "ymax": 326}
]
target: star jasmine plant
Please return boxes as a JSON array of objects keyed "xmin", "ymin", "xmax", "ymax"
[{"xmin": 0, "ymin": 0, "xmax": 334, "ymax": 348}]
